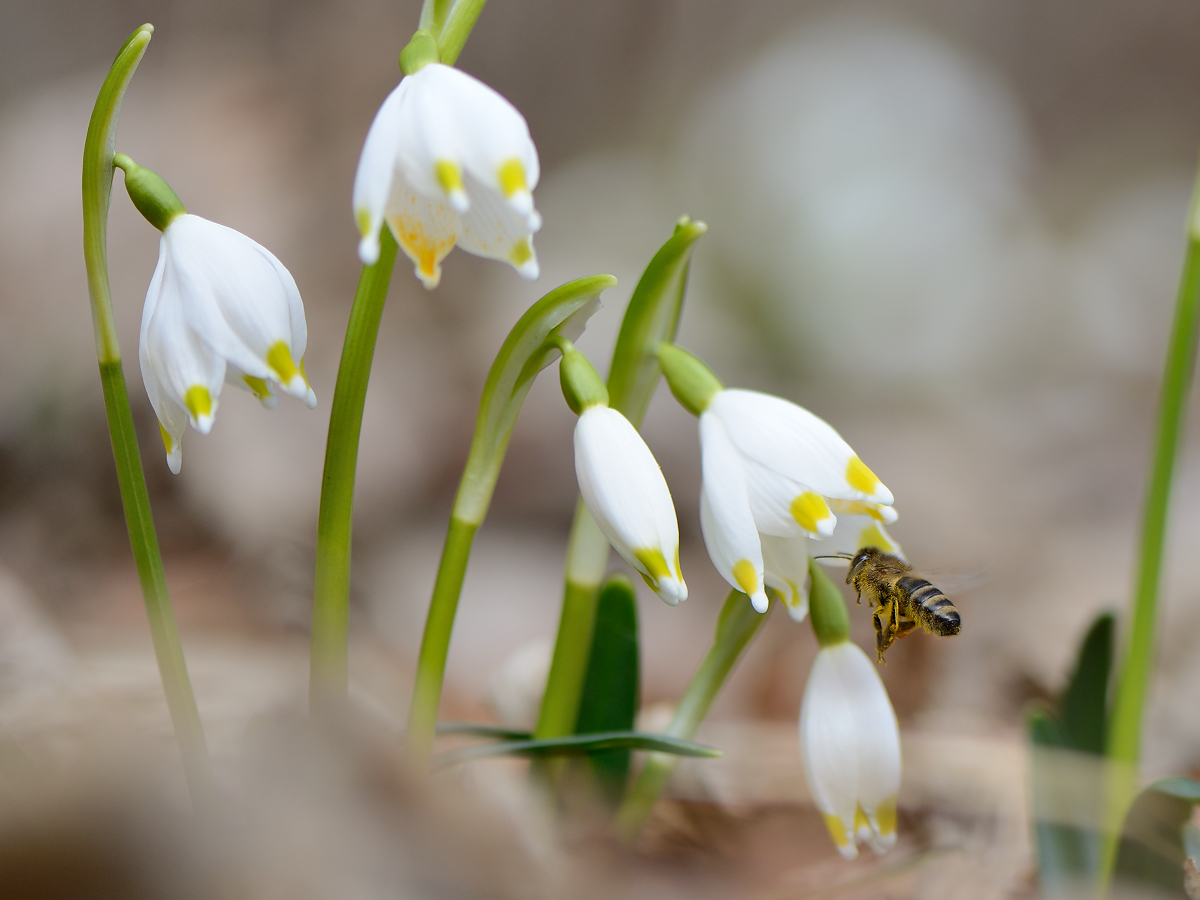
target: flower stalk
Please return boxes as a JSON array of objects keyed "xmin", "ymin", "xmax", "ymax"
[
  {"xmin": 1101, "ymin": 158, "xmax": 1200, "ymax": 883},
  {"xmin": 614, "ymin": 589, "xmax": 766, "ymax": 840},
  {"xmin": 405, "ymin": 277, "xmax": 614, "ymax": 769},
  {"xmin": 310, "ymin": 229, "xmax": 399, "ymax": 713},
  {"xmin": 83, "ymin": 23, "xmax": 214, "ymax": 808}
]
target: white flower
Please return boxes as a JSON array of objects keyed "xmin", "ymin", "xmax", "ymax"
[
  {"xmin": 139, "ymin": 214, "xmax": 315, "ymax": 474},
  {"xmin": 698, "ymin": 388, "xmax": 894, "ymax": 616},
  {"xmin": 574, "ymin": 406, "xmax": 686, "ymax": 605},
  {"xmin": 353, "ymin": 62, "xmax": 541, "ymax": 288},
  {"xmin": 799, "ymin": 640, "xmax": 901, "ymax": 859}
]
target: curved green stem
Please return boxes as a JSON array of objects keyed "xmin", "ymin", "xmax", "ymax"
[
  {"xmin": 535, "ymin": 218, "xmax": 707, "ymax": 744},
  {"xmin": 309, "ymin": 229, "xmax": 398, "ymax": 714},
  {"xmin": 405, "ymin": 277, "xmax": 614, "ymax": 769},
  {"xmin": 83, "ymin": 24, "xmax": 214, "ymax": 808},
  {"xmin": 1101, "ymin": 181, "xmax": 1200, "ymax": 885},
  {"xmin": 614, "ymin": 590, "xmax": 765, "ymax": 840}
]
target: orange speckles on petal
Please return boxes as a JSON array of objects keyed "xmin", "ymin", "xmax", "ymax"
[{"xmin": 386, "ymin": 209, "xmax": 458, "ymax": 290}]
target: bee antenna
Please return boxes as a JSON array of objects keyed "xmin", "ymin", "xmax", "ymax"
[{"xmin": 811, "ymin": 553, "xmax": 854, "ymax": 560}]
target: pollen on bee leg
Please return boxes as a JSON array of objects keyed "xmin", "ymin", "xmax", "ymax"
[{"xmin": 184, "ymin": 385, "xmax": 215, "ymax": 433}]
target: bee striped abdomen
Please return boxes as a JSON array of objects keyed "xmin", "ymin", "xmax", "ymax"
[{"xmin": 896, "ymin": 576, "xmax": 961, "ymax": 636}]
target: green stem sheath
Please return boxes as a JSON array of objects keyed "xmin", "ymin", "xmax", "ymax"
[
  {"xmin": 535, "ymin": 499, "xmax": 610, "ymax": 739},
  {"xmin": 1101, "ymin": 223, "xmax": 1200, "ymax": 881},
  {"xmin": 614, "ymin": 590, "xmax": 766, "ymax": 840},
  {"xmin": 309, "ymin": 230, "xmax": 398, "ymax": 714},
  {"xmin": 83, "ymin": 24, "xmax": 213, "ymax": 808}
]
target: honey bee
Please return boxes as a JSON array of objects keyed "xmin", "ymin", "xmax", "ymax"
[{"xmin": 844, "ymin": 547, "xmax": 961, "ymax": 663}]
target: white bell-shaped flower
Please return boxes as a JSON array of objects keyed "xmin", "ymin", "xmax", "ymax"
[
  {"xmin": 353, "ymin": 62, "xmax": 541, "ymax": 288},
  {"xmin": 698, "ymin": 389, "xmax": 894, "ymax": 615},
  {"xmin": 140, "ymin": 214, "xmax": 316, "ymax": 474},
  {"xmin": 799, "ymin": 640, "xmax": 901, "ymax": 859},
  {"xmin": 574, "ymin": 405, "xmax": 687, "ymax": 606}
]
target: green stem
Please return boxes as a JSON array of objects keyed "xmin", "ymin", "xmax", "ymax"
[
  {"xmin": 535, "ymin": 499, "xmax": 610, "ymax": 739},
  {"xmin": 309, "ymin": 229, "xmax": 398, "ymax": 714},
  {"xmin": 83, "ymin": 24, "xmax": 213, "ymax": 808},
  {"xmin": 437, "ymin": 0, "xmax": 488, "ymax": 66},
  {"xmin": 534, "ymin": 219, "xmax": 706, "ymax": 745},
  {"xmin": 1101, "ymin": 208, "xmax": 1200, "ymax": 882},
  {"xmin": 614, "ymin": 590, "xmax": 765, "ymax": 840},
  {"xmin": 404, "ymin": 276, "xmax": 614, "ymax": 769}
]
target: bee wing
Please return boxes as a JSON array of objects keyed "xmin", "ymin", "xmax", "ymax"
[{"xmin": 916, "ymin": 568, "xmax": 988, "ymax": 596}]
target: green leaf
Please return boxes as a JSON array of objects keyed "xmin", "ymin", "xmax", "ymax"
[
  {"xmin": 435, "ymin": 722, "xmax": 532, "ymax": 741},
  {"xmin": 1060, "ymin": 612, "xmax": 1114, "ymax": 755},
  {"xmin": 431, "ymin": 731, "xmax": 721, "ymax": 771},
  {"xmin": 1115, "ymin": 777, "xmax": 1200, "ymax": 894},
  {"xmin": 574, "ymin": 574, "xmax": 640, "ymax": 805},
  {"xmin": 453, "ymin": 275, "xmax": 615, "ymax": 525},
  {"xmin": 606, "ymin": 216, "xmax": 707, "ymax": 427}
]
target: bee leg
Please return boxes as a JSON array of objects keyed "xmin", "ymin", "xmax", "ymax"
[
  {"xmin": 873, "ymin": 610, "xmax": 890, "ymax": 664},
  {"xmin": 893, "ymin": 619, "xmax": 918, "ymax": 642}
]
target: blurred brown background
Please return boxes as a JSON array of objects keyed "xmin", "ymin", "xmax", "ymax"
[{"xmin": 1, "ymin": 0, "xmax": 1200, "ymax": 870}]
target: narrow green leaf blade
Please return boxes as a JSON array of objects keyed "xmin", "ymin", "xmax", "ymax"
[
  {"xmin": 574, "ymin": 574, "xmax": 640, "ymax": 804},
  {"xmin": 431, "ymin": 731, "xmax": 721, "ymax": 771},
  {"xmin": 435, "ymin": 722, "xmax": 533, "ymax": 741},
  {"xmin": 454, "ymin": 275, "xmax": 615, "ymax": 523},
  {"xmin": 606, "ymin": 217, "xmax": 707, "ymax": 426},
  {"xmin": 1060, "ymin": 612, "xmax": 1114, "ymax": 755}
]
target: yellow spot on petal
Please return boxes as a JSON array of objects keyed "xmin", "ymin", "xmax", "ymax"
[
  {"xmin": 846, "ymin": 456, "xmax": 881, "ymax": 496},
  {"xmin": 874, "ymin": 796, "xmax": 897, "ymax": 837},
  {"xmin": 386, "ymin": 212, "xmax": 456, "ymax": 288},
  {"xmin": 498, "ymin": 158, "xmax": 527, "ymax": 198},
  {"xmin": 243, "ymin": 375, "xmax": 271, "ymax": 400},
  {"xmin": 159, "ymin": 423, "xmax": 174, "ymax": 455},
  {"xmin": 732, "ymin": 559, "xmax": 759, "ymax": 596},
  {"xmin": 267, "ymin": 341, "xmax": 301, "ymax": 385},
  {"xmin": 509, "ymin": 238, "xmax": 533, "ymax": 267},
  {"xmin": 435, "ymin": 160, "xmax": 464, "ymax": 195},
  {"xmin": 184, "ymin": 385, "xmax": 212, "ymax": 421},
  {"xmin": 858, "ymin": 523, "xmax": 896, "ymax": 554},
  {"xmin": 854, "ymin": 806, "xmax": 871, "ymax": 833},
  {"xmin": 822, "ymin": 813, "xmax": 851, "ymax": 848},
  {"xmin": 634, "ymin": 547, "xmax": 670, "ymax": 583},
  {"xmin": 298, "ymin": 356, "xmax": 308, "ymax": 383},
  {"xmin": 355, "ymin": 207, "xmax": 372, "ymax": 239},
  {"xmin": 674, "ymin": 546, "xmax": 683, "ymax": 580},
  {"xmin": 790, "ymin": 490, "xmax": 832, "ymax": 534}
]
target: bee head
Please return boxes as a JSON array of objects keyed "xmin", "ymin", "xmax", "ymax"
[{"xmin": 847, "ymin": 546, "xmax": 880, "ymax": 582}]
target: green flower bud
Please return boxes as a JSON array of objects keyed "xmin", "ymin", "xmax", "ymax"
[
  {"xmin": 658, "ymin": 343, "xmax": 724, "ymax": 416},
  {"xmin": 400, "ymin": 30, "xmax": 440, "ymax": 76},
  {"xmin": 558, "ymin": 343, "xmax": 608, "ymax": 415},
  {"xmin": 808, "ymin": 560, "xmax": 851, "ymax": 648},
  {"xmin": 113, "ymin": 153, "xmax": 185, "ymax": 232}
]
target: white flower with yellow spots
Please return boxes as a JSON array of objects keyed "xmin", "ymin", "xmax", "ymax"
[
  {"xmin": 353, "ymin": 61, "xmax": 541, "ymax": 288},
  {"xmin": 574, "ymin": 405, "xmax": 687, "ymax": 606},
  {"xmin": 140, "ymin": 214, "xmax": 316, "ymax": 474},
  {"xmin": 698, "ymin": 389, "xmax": 894, "ymax": 616},
  {"xmin": 800, "ymin": 639, "xmax": 901, "ymax": 859}
]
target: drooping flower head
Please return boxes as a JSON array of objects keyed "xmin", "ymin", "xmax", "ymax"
[
  {"xmin": 561, "ymin": 342, "xmax": 686, "ymax": 605},
  {"xmin": 800, "ymin": 639, "xmax": 901, "ymax": 858},
  {"xmin": 117, "ymin": 155, "xmax": 315, "ymax": 473},
  {"xmin": 353, "ymin": 34, "xmax": 541, "ymax": 288}
]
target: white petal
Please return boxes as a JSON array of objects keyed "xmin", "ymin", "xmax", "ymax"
[
  {"xmin": 819, "ymin": 514, "xmax": 904, "ymax": 563},
  {"xmin": 574, "ymin": 406, "xmax": 685, "ymax": 605},
  {"xmin": 143, "ymin": 246, "xmax": 226, "ymax": 434},
  {"xmin": 742, "ymin": 455, "xmax": 836, "ymax": 539},
  {"xmin": 799, "ymin": 643, "xmax": 901, "ymax": 858},
  {"xmin": 139, "ymin": 247, "xmax": 188, "ymax": 472},
  {"xmin": 384, "ymin": 173, "xmax": 461, "ymax": 289},
  {"xmin": 353, "ymin": 78, "xmax": 410, "ymax": 265},
  {"xmin": 699, "ymin": 412, "xmax": 768, "ymax": 612},
  {"xmin": 710, "ymin": 389, "xmax": 894, "ymax": 505},
  {"xmin": 455, "ymin": 169, "xmax": 540, "ymax": 280},
  {"xmin": 799, "ymin": 645, "xmax": 864, "ymax": 856},
  {"xmin": 761, "ymin": 534, "xmax": 809, "ymax": 622}
]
